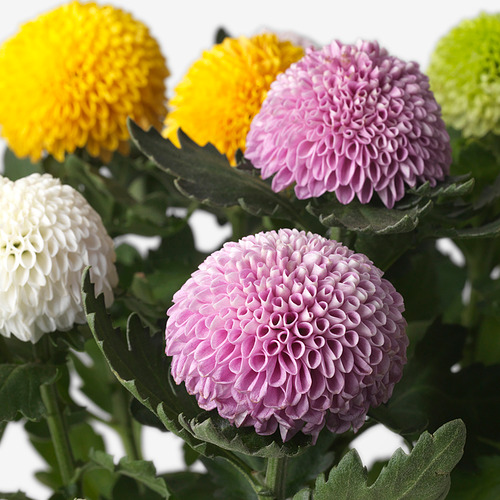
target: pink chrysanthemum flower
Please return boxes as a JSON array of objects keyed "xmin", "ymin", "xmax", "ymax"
[
  {"xmin": 166, "ymin": 229, "xmax": 407, "ymax": 442},
  {"xmin": 245, "ymin": 40, "xmax": 452, "ymax": 208}
]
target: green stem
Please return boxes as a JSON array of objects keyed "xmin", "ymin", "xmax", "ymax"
[
  {"xmin": 457, "ymin": 237, "xmax": 499, "ymax": 363},
  {"xmin": 40, "ymin": 382, "xmax": 76, "ymax": 486},
  {"xmin": 112, "ymin": 385, "xmax": 143, "ymax": 461},
  {"xmin": 259, "ymin": 456, "xmax": 288, "ymax": 500}
]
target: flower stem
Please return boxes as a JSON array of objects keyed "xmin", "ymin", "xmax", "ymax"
[
  {"xmin": 112, "ymin": 385, "xmax": 143, "ymax": 461},
  {"xmin": 260, "ymin": 456, "xmax": 288, "ymax": 500},
  {"xmin": 40, "ymin": 382, "xmax": 76, "ymax": 486}
]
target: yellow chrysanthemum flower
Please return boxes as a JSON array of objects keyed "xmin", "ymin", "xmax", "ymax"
[
  {"xmin": 164, "ymin": 33, "xmax": 304, "ymax": 164},
  {"xmin": 0, "ymin": 1, "xmax": 169, "ymax": 162}
]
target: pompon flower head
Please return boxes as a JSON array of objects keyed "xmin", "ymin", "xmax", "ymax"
[
  {"xmin": 0, "ymin": 1, "xmax": 169, "ymax": 162},
  {"xmin": 163, "ymin": 33, "xmax": 304, "ymax": 164},
  {"xmin": 427, "ymin": 12, "xmax": 500, "ymax": 138},
  {"xmin": 245, "ymin": 40, "xmax": 451, "ymax": 208},
  {"xmin": 166, "ymin": 228, "xmax": 408, "ymax": 443},
  {"xmin": 0, "ymin": 174, "xmax": 118, "ymax": 343}
]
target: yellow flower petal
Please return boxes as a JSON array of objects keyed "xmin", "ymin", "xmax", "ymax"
[
  {"xmin": 0, "ymin": 1, "xmax": 169, "ymax": 161},
  {"xmin": 164, "ymin": 33, "xmax": 304, "ymax": 165}
]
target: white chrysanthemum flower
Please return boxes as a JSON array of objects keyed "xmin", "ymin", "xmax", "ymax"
[{"xmin": 0, "ymin": 173, "xmax": 118, "ymax": 343}]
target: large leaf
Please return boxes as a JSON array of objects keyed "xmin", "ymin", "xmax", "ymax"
[
  {"xmin": 128, "ymin": 121, "xmax": 298, "ymax": 220},
  {"xmin": 82, "ymin": 268, "xmax": 312, "ymax": 459},
  {"xmin": 0, "ymin": 363, "xmax": 58, "ymax": 421},
  {"xmin": 293, "ymin": 419, "xmax": 465, "ymax": 500}
]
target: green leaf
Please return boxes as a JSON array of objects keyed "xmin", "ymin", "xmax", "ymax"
[
  {"xmin": 369, "ymin": 320, "xmax": 500, "ymax": 460},
  {"xmin": 111, "ymin": 475, "xmax": 165, "ymax": 499},
  {"xmin": 309, "ymin": 449, "xmax": 369, "ymax": 500},
  {"xmin": 0, "ymin": 364, "xmax": 58, "ymax": 421},
  {"xmin": 406, "ymin": 174, "xmax": 475, "ymax": 201},
  {"xmin": 27, "ymin": 417, "xmax": 107, "ymax": 491},
  {"xmin": 215, "ymin": 26, "xmax": 231, "ymax": 43},
  {"xmin": 178, "ymin": 411, "xmax": 311, "ymax": 459},
  {"xmin": 2, "ymin": 147, "xmax": 42, "ymax": 180},
  {"xmin": 295, "ymin": 419, "xmax": 465, "ymax": 500},
  {"xmin": 369, "ymin": 320, "xmax": 466, "ymax": 438},
  {"xmin": 200, "ymin": 456, "xmax": 259, "ymax": 500},
  {"xmin": 130, "ymin": 398, "xmax": 167, "ymax": 431},
  {"xmin": 90, "ymin": 450, "xmax": 170, "ymax": 498},
  {"xmin": 450, "ymin": 217, "xmax": 500, "ymax": 239},
  {"xmin": 448, "ymin": 455, "xmax": 500, "ymax": 499},
  {"xmin": 71, "ymin": 339, "xmax": 115, "ymax": 415},
  {"xmin": 383, "ymin": 242, "xmax": 467, "ymax": 323},
  {"xmin": 128, "ymin": 121, "xmax": 298, "ymax": 220},
  {"xmin": 285, "ymin": 431, "xmax": 337, "ymax": 498},
  {"xmin": 162, "ymin": 471, "xmax": 217, "ymax": 500},
  {"xmin": 41, "ymin": 153, "xmax": 185, "ymax": 239},
  {"xmin": 0, "ymin": 493, "xmax": 37, "ymax": 500},
  {"xmin": 308, "ymin": 198, "xmax": 433, "ymax": 235},
  {"xmin": 368, "ymin": 419, "xmax": 465, "ymax": 499},
  {"xmin": 82, "ymin": 268, "xmax": 313, "ymax": 459}
]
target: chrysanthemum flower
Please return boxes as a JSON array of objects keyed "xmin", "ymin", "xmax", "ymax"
[
  {"xmin": 0, "ymin": 1, "xmax": 169, "ymax": 162},
  {"xmin": 163, "ymin": 33, "xmax": 304, "ymax": 164},
  {"xmin": 427, "ymin": 12, "xmax": 500, "ymax": 138},
  {"xmin": 166, "ymin": 228, "xmax": 407, "ymax": 442},
  {"xmin": 245, "ymin": 40, "xmax": 451, "ymax": 208},
  {"xmin": 0, "ymin": 173, "xmax": 118, "ymax": 343}
]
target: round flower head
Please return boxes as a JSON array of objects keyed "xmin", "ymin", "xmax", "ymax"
[
  {"xmin": 0, "ymin": 173, "xmax": 118, "ymax": 343},
  {"xmin": 163, "ymin": 33, "xmax": 304, "ymax": 164},
  {"xmin": 0, "ymin": 1, "xmax": 169, "ymax": 162},
  {"xmin": 427, "ymin": 12, "xmax": 500, "ymax": 138},
  {"xmin": 166, "ymin": 229, "xmax": 407, "ymax": 442},
  {"xmin": 245, "ymin": 40, "xmax": 451, "ymax": 208}
]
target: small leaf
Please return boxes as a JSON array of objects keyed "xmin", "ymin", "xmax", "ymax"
[
  {"xmin": 0, "ymin": 363, "xmax": 58, "ymax": 421},
  {"xmin": 215, "ymin": 27, "xmax": 231, "ymax": 43},
  {"xmin": 128, "ymin": 121, "xmax": 298, "ymax": 220},
  {"xmin": 308, "ymin": 198, "xmax": 433, "ymax": 234},
  {"xmin": 406, "ymin": 174, "xmax": 474, "ymax": 201},
  {"xmin": 298, "ymin": 420, "xmax": 465, "ymax": 500},
  {"xmin": 313, "ymin": 449, "xmax": 368, "ymax": 500},
  {"xmin": 90, "ymin": 450, "xmax": 170, "ymax": 498}
]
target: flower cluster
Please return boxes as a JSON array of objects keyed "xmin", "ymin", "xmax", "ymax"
[
  {"xmin": 245, "ymin": 40, "xmax": 451, "ymax": 208},
  {"xmin": 163, "ymin": 33, "xmax": 304, "ymax": 164},
  {"xmin": 0, "ymin": 174, "xmax": 118, "ymax": 343},
  {"xmin": 0, "ymin": 1, "xmax": 169, "ymax": 162},
  {"xmin": 427, "ymin": 12, "xmax": 500, "ymax": 138},
  {"xmin": 166, "ymin": 229, "xmax": 407, "ymax": 442}
]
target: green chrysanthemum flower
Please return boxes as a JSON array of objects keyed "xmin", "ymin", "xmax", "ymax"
[{"xmin": 427, "ymin": 12, "xmax": 500, "ymax": 138}]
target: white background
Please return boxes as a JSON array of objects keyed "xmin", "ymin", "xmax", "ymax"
[{"xmin": 0, "ymin": 1, "xmax": 497, "ymax": 498}]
